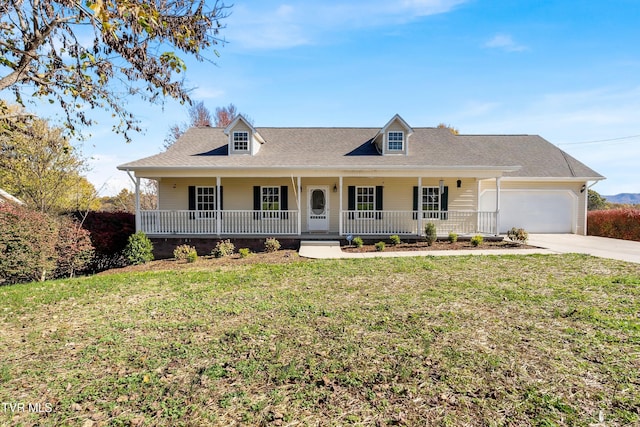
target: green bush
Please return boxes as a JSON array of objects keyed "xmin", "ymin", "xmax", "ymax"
[
  {"xmin": 448, "ymin": 232, "xmax": 458, "ymax": 243},
  {"xmin": 238, "ymin": 248, "xmax": 251, "ymax": 258},
  {"xmin": 264, "ymin": 237, "xmax": 281, "ymax": 253},
  {"xmin": 471, "ymin": 235, "xmax": 484, "ymax": 247},
  {"xmin": 353, "ymin": 236, "xmax": 364, "ymax": 248},
  {"xmin": 507, "ymin": 227, "xmax": 529, "ymax": 244},
  {"xmin": 389, "ymin": 235, "xmax": 401, "ymax": 245},
  {"xmin": 424, "ymin": 222, "xmax": 437, "ymax": 246},
  {"xmin": 375, "ymin": 241, "xmax": 386, "ymax": 252},
  {"xmin": 124, "ymin": 231, "xmax": 154, "ymax": 265},
  {"xmin": 212, "ymin": 239, "xmax": 235, "ymax": 258},
  {"xmin": 174, "ymin": 244, "xmax": 198, "ymax": 262}
]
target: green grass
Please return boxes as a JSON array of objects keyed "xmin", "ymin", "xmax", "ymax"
[{"xmin": 1, "ymin": 254, "xmax": 639, "ymax": 426}]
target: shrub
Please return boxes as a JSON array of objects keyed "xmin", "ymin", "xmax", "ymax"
[
  {"xmin": 375, "ymin": 241, "xmax": 386, "ymax": 252},
  {"xmin": 507, "ymin": 227, "xmax": 529, "ymax": 244},
  {"xmin": 0, "ymin": 203, "xmax": 58, "ymax": 284},
  {"xmin": 212, "ymin": 239, "xmax": 235, "ymax": 258},
  {"xmin": 471, "ymin": 235, "xmax": 484, "ymax": 247},
  {"xmin": 448, "ymin": 232, "xmax": 458, "ymax": 243},
  {"xmin": 588, "ymin": 208, "xmax": 640, "ymax": 241},
  {"xmin": 75, "ymin": 211, "xmax": 135, "ymax": 256},
  {"xmin": 353, "ymin": 236, "xmax": 364, "ymax": 248},
  {"xmin": 174, "ymin": 244, "xmax": 197, "ymax": 262},
  {"xmin": 264, "ymin": 237, "xmax": 281, "ymax": 253},
  {"xmin": 238, "ymin": 248, "xmax": 251, "ymax": 258},
  {"xmin": 389, "ymin": 235, "xmax": 401, "ymax": 245},
  {"xmin": 424, "ymin": 222, "xmax": 437, "ymax": 246},
  {"xmin": 55, "ymin": 216, "xmax": 95, "ymax": 278},
  {"xmin": 124, "ymin": 231, "xmax": 154, "ymax": 265}
]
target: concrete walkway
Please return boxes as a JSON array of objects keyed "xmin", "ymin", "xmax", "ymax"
[{"xmin": 299, "ymin": 235, "xmax": 640, "ymax": 264}]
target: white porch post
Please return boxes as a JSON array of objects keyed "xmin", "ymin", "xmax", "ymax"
[
  {"xmin": 417, "ymin": 177, "xmax": 422, "ymax": 236},
  {"xmin": 339, "ymin": 176, "xmax": 343, "ymax": 235},
  {"xmin": 216, "ymin": 176, "xmax": 221, "ymax": 236},
  {"xmin": 297, "ymin": 176, "xmax": 302, "ymax": 235},
  {"xmin": 126, "ymin": 170, "xmax": 141, "ymax": 232},
  {"xmin": 495, "ymin": 177, "xmax": 501, "ymax": 235}
]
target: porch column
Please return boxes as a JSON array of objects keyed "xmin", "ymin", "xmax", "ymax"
[
  {"xmin": 417, "ymin": 177, "xmax": 422, "ymax": 236},
  {"xmin": 495, "ymin": 177, "xmax": 501, "ymax": 235},
  {"xmin": 297, "ymin": 176, "xmax": 302, "ymax": 235},
  {"xmin": 126, "ymin": 170, "xmax": 141, "ymax": 232},
  {"xmin": 338, "ymin": 176, "xmax": 343, "ymax": 235},
  {"xmin": 135, "ymin": 177, "xmax": 141, "ymax": 232},
  {"xmin": 216, "ymin": 176, "xmax": 221, "ymax": 236}
]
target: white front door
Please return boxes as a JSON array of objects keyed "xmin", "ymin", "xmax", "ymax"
[{"xmin": 308, "ymin": 186, "xmax": 329, "ymax": 231}]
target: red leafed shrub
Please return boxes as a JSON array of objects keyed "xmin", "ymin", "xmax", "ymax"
[
  {"xmin": 55, "ymin": 216, "xmax": 94, "ymax": 278},
  {"xmin": 588, "ymin": 208, "xmax": 640, "ymax": 241},
  {"xmin": 0, "ymin": 203, "xmax": 58, "ymax": 284},
  {"xmin": 74, "ymin": 211, "xmax": 135, "ymax": 255}
]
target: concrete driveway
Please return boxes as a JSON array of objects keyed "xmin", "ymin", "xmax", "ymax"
[{"xmin": 527, "ymin": 234, "xmax": 640, "ymax": 264}]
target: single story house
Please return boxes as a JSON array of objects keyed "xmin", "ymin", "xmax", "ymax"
[{"xmin": 118, "ymin": 114, "xmax": 604, "ymax": 238}]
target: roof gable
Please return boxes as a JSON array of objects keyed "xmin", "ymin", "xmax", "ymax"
[{"xmin": 223, "ymin": 115, "xmax": 265, "ymax": 144}]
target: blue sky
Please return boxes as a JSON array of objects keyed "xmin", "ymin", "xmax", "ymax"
[{"xmin": 65, "ymin": 1, "xmax": 640, "ymax": 195}]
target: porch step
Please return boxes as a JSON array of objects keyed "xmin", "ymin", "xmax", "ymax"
[{"xmin": 300, "ymin": 240, "xmax": 342, "ymax": 247}]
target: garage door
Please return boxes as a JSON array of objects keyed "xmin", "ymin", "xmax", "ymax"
[{"xmin": 480, "ymin": 190, "xmax": 576, "ymax": 234}]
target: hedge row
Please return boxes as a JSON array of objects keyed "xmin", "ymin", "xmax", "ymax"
[
  {"xmin": 587, "ymin": 208, "xmax": 640, "ymax": 241},
  {"xmin": 1, "ymin": 207, "xmax": 137, "ymax": 285},
  {"xmin": 0, "ymin": 204, "xmax": 93, "ymax": 284}
]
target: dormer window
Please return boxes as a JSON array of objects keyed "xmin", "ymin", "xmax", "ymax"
[
  {"xmin": 388, "ymin": 131, "xmax": 404, "ymax": 151},
  {"xmin": 233, "ymin": 131, "xmax": 249, "ymax": 151}
]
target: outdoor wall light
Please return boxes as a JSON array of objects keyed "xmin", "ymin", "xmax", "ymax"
[
  {"xmin": 333, "ymin": 184, "xmax": 338, "ymax": 193},
  {"xmin": 457, "ymin": 179, "xmax": 462, "ymax": 188},
  {"xmin": 173, "ymin": 184, "xmax": 176, "ymax": 189},
  {"xmin": 580, "ymin": 184, "xmax": 586, "ymax": 193}
]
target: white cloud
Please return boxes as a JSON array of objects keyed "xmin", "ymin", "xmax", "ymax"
[
  {"xmin": 400, "ymin": 0, "xmax": 469, "ymax": 16},
  {"xmin": 225, "ymin": 1, "xmax": 470, "ymax": 50},
  {"xmin": 484, "ymin": 34, "xmax": 528, "ymax": 52},
  {"xmin": 190, "ymin": 86, "xmax": 225, "ymax": 100}
]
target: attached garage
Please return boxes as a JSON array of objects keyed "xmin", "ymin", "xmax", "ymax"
[{"xmin": 480, "ymin": 189, "xmax": 577, "ymax": 234}]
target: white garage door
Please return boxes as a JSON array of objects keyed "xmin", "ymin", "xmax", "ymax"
[{"xmin": 480, "ymin": 190, "xmax": 577, "ymax": 234}]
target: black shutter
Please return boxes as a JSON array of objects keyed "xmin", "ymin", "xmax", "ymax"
[
  {"xmin": 348, "ymin": 186, "xmax": 355, "ymax": 219},
  {"xmin": 280, "ymin": 185, "xmax": 288, "ymax": 220},
  {"xmin": 188, "ymin": 186, "xmax": 196, "ymax": 219},
  {"xmin": 441, "ymin": 186, "xmax": 449, "ymax": 220},
  {"xmin": 219, "ymin": 186, "xmax": 223, "ymax": 210},
  {"xmin": 375, "ymin": 186, "xmax": 383, "ymax": 220},
  {"xmin": 413, "ymin": 186, "xmax": 419, "ymax": 220},
  {"xmin": 253, "ymin": 186, "xmax": 261, "ymax": 220}
]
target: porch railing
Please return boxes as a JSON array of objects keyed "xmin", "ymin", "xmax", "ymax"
[
  {"xmin": 341, "ymin": 210, "xmax": 497, "ymax": 236},
  {"xmin": 138, "ymin": 210, "xmax": 496, "ymax": 236},
  {"xmin": 139, "ymin": 210, "xmax": 300, "ymax": 235}
]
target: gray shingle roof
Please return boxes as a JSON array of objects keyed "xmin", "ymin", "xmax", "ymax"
[{"xmin": 118, "ymin": 127, "xmax": 604, "ymax": 179}]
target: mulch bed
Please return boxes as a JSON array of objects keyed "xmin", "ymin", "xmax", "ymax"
[{"xmin": 342, "ymin": 240, "xmax": 536, "ymax": 253}]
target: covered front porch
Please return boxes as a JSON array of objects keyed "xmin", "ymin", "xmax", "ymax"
[
  {"xmin": 137, "ymin": 209, "xmax": 498, "ymax": 236},
  {"xmin": 127, "ymin": 173, "xmax": 504, "ymax": 238}
]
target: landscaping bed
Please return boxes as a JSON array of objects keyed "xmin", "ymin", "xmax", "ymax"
[{"xmin": 342, "ymin": 239, "xmax": 536, "ymax": 253}]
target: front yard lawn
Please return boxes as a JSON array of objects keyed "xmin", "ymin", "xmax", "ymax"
[{"xmin": 1, "ymin": 254, "xmax": 639, "ymax": 426}]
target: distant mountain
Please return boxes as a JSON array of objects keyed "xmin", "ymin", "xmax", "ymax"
[{"xmin": 604, "ymin": 193, "xmax": 640, "ymax": 204}]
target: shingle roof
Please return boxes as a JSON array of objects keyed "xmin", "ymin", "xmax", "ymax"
[{"xmin": 118, "ymin": 126, "xmax": 604, "ymax": 179}]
